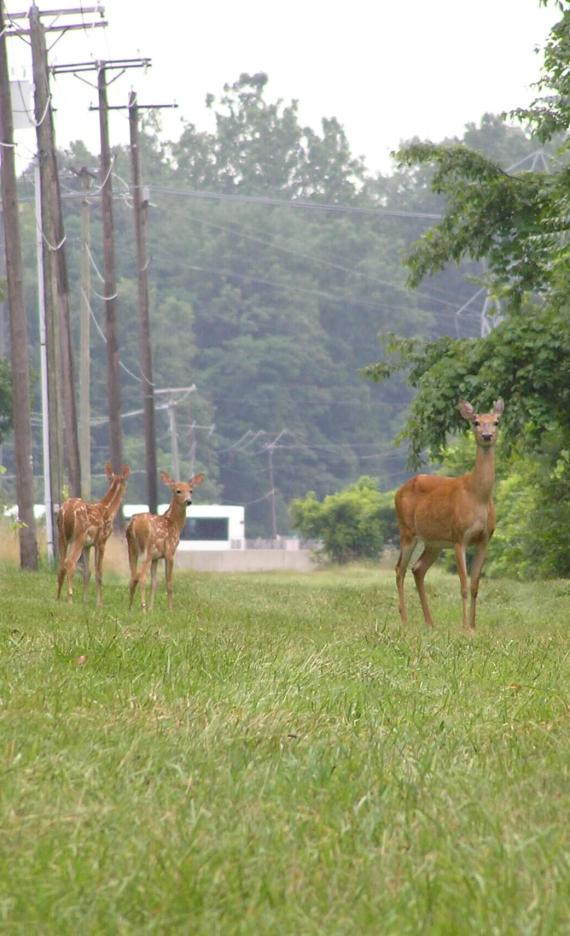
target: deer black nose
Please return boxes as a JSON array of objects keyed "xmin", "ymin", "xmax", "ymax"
[{"xmin": 482, "ymin": 433, "xmax": 493, "ymax": 441}]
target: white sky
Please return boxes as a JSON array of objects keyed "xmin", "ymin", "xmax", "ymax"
[{"xmin": 6, "ymin": 0, "xmax": 558, "ymax": 176}]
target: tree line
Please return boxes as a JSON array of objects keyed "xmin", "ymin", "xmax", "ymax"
[
  {"xmin": 366, "ymin": 1, "xmax": 570, "ymax": 577},
  {"xmin": 1, "ymin": 0, "xmax": 568, "ymax": 574}
]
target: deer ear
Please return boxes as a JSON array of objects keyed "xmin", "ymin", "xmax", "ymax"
[
  {"xmin": 493, "ymin": 399, "xmax": 504, "ymax": 416},
  {"xmin": 122, "ymin": 465, "xmax": 131, "ymax": 478},
  {"xmin": 160, "ymin": 470, "xmax": 174, "ymax": 487},
  {"xmin": 458, "ymin": 400, "xmax": 475, "ymax": 422},
  {"xmin": 190, "ymin": 472, "xmax": 205, "ymax": 487},
  {"xmin": 104, "ymin": 461, "xmax": 113, "ymax": 479}
]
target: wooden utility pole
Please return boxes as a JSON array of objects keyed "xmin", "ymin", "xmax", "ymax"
[
  {"xmin": 3, "ymin": 3, "xmax": 104, "ymax": 562},
  {"xmin": 168, "ymin": 399, "xmax": 181, "ymax": 481},
  {"xmin": 128, "ymin": 91, "xmax": 157, "ymax": 512},
  {"xmin": 33, "ymin": 153, "xmax": 56, "ymax": 560},
  {"xmin": 97, "ymin": 63, "xmax": 123, "ymax": 475},
  {"xmin": 57, "ymin": 59, "xmax": 150, "ymax": 481},
  {"xmin": 0, "ymin": 4, "xmax": 38, "ymax": 569},
  {"xmin": 28, "ymin": 3, "xmax": 81, "ymax": 498},
  {"xmin": 267, "ymin": 445, "xmax": 277, "ymax": 541},
  {"xmin": 265, "ymin": 430, "xmax": 286, "ymax": 541},
  {"xmin": 29, "ymin": 4, "xmax": 62, "ymax": 538},
  {"xmin": 78, "ymin": 167, "xmax": 95, "ymax": 498},
  {"xmin": 52, "ymin": 59, "xmax": 168, "ymax": 501}
]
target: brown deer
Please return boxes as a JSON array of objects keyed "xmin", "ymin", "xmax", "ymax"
[
  {"xmin": 57, "ymin": 462, "xmax": 131, "ymax": 605},
  {"xmin": 395, "ymin": 399, "xmax": 504, "ymax": 630},
  {"xmin": 126, "ymin": 470, "xmax": 205, "ymax": 612}
]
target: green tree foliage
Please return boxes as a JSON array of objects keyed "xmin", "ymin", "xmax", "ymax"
[
  {"xmin": 393, "ymin": 142, "xmax": 566, "ymax": 304},
  {"xmin": 2, "ymin": 70, "xmax": 556, "ymax": 535},
  {"xmin": 366, "ymin": 305, "xmax": 570, "ymax": 466},
  {"xmin": 290, "ymin": 476, "xmax": 390, "ymax": 563},
  {"xmin": 514, "ymin": 1, "xmax": 570, "ymax": 143},
  {"xmin": 489, "ymin": 450, "xmax": 570, "ymax": 579},
  {"xmin": 106, "ymin": 74, "xmax": 427, "ymax": 530},
  {"xmin": 171, "ymin": 73, "xmax": 368, "ymax": 201},
  {"xmin": 365, "ymin": 1, "xmax": 570, "ymax": 576}
]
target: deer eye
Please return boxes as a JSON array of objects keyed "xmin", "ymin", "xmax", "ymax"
[{"xmin": 474, "ymin": 419, "xmax": 480, "ymax": 427}]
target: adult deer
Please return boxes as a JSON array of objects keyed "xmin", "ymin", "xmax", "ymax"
[
  {"xmin": 126, "ymin": 470, "xmax": 205, "ymax": 612},
  {"xmin": 395, "ymin": 399, "xmax": 504, "ymax": 630},
  {"xmin": 56, "ymin": 462, "xmax": 131, "ymax": 605}
]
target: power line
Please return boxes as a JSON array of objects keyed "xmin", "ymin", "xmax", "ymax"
[
  {"xmin": 172, "ymin": 206, "xmax": 464, "ymax": 311},
  {"xmin": 182, "ymin": 262, "xmax": 484, "ymax": 323},
  {"xmin": 150, "ymin": 184, "xmax": 443, "ymax": 220},
  {"xmin": 110, "ymin": 177, "xmax": 475, "ymax": 310}
]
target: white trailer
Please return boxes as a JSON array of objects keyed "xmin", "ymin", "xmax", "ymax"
[{"xmin": 122, "ymin": 504, "xmax": 245, "ymax": 551}]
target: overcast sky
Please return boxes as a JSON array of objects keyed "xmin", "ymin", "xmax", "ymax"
[{"xmin": 6, "ymin": 0, "xmax": 558, "ymax": 175}]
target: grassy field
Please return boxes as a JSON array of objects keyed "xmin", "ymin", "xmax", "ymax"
[{"xmin": 0, "ymin": 557, "xmax": 569, "ymax": 935}]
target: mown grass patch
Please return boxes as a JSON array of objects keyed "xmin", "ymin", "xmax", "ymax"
[{"xmin": 0, "ymin": 563, "xmax": 569, "ymax": 934}]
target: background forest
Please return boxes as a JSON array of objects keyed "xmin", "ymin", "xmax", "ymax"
[{"xmin": 0, "ymin": 53, "xmax": 567, "ymax": 561}]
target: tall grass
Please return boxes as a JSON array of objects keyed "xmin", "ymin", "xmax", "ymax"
[{"xmin": 0, "ymin": 562, "xmax": 569, "ymax": 934}]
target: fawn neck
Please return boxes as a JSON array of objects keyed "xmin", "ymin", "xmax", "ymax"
[
  {"xmin": 467, "ymin": 443, "xmax": 496, "ymax": 502},
  {"xmin": 100, "ymin": 479, "xmax": 124, "ymax": 519},
  {"xmin": 164, "ymin": 497, "xmax": 188, "ymax": 533}
]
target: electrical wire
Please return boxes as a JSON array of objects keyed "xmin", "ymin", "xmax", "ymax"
[
  {"xmin": 181, "ymin": 261, "xmax": 484, "ymax": 323},
  {"xmin": 151, "ymin": 184, "xmax": 443, "ymax": 220},
  {"xmin": 174, "ymin": 206, "xmax": 461, "ymax": 310}
]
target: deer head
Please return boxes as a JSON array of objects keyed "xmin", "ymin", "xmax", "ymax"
[
  {"xmin": 100, "ymin": 463, "xmax": 130, "ymax": 513},
  {"xmin": 458, "ymin": 399, "xmax": 504, "ymax": 448},
  {"xmin": 104, "ymin": 462, "xmax": 131, "ymax": 486},
  {"xmin": 160, "ymin": 470, "xmax": 205, "ymax": 506}
]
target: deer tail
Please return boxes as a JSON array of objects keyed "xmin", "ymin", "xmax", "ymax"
[
  {"xmin": 57, "ymin": 504, "xmax": 72, "ymax": 561},
  {"xmin": 126, "ymin": 520, "xmax": 139, "ymax": 578}
]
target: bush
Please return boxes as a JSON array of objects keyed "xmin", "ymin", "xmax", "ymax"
[
  {"xmin": 290, "ymin": 476, "xmax": 390, "ymax": 564},
  {"xmin": 488, "ymin": 448, "xmax": 570, "ymax": 579}
]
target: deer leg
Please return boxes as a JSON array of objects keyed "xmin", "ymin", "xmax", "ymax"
[
  {"xmin": 454, "ymin": 543, "xmax": 470, "ymax": 630},
  {"xmin": 149, "ymin": 559, "xmax": 159, "ymax": 611},
  {"xmin": 137, "ymin": 553, "xmax": 154, "ymax": 612},
  {"xmin": 128, "ymin": 569, "xmax": 138, "ymax": 610},
  {"xmin": 468, "ymin": 541, "xmax": 488, "ymax": 631},
  {"xmin": 165, "ymin": 557, "xmax": 174, "ymax": 611},
  {"xmin": 127, "ymin": 531, "xmax": 140, "ymax": 610},
  {"xmin": 56, "ymin": 547, "xmax": 68, "ymax": 600},
  {"xmin": 81, "ymin": 548, "xmax": 91, "ymax": 602},
  {"xmin": 395, "ymin": 538, "xmax": 417, "ymax": 624},
  {"xmin": 63, "ymin": 537, "xmax": 86, "ymax": 605},
  {"xmin": 412, "ymin": 546, "xmax": 441, "ymax": 628},
  {"xmin": 94, "ymin": 543, "xmax": 106, "ymax": 608}
]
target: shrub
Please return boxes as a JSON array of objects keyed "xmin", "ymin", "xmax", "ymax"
[{"xmin": 290, "ymin": 476, "xmax": 389, "ymax": 564}]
